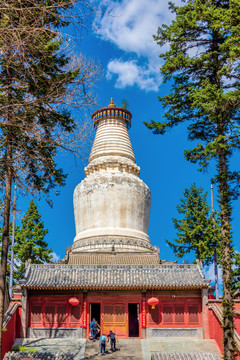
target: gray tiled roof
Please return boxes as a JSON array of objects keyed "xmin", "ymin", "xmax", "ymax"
[
  {"xmin": 68, "ymin": 252, "xmax": 160, "ymax": 265},
  {"xmin": 151, "ymin": 353, "xmax": 220, "ymax": 360},
  {"xmin": 21, "ymin": 264, "xmax": 209, "ymax": 290}
]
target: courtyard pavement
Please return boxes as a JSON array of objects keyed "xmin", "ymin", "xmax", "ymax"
[{"xmin": 12, "ymin": 337, "xmax": 221, "ymax": 360}]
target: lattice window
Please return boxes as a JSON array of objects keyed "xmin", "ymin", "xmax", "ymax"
[
  {"xmin": 148, "ymin": 305, "xmax": 160, "ymax": 324},
  {"xmin": 31, "ymin": 305, "xmax": 42, "ymax": 325},
  {"xmin": 175, "ymin": 305, "xmax": 184, "ymax": 323},
  {"xmin": 104, "ymin": 304, "xmax": 114, "ymax": 322},
  {"xmin": 115, "ymin": 304, "xmax": 125, "ymax": 323},
  {"xmin": 70, "ymin": 305, "xmax": 81, "ymax": 323},
  {"xmin": 163, "ymin": 305, "xmax": 173, "ymax": 323},
  {"xmin": 57, "ymin": 305, "xmax": 67, "ymax": 325},
  {"xmin": 45, "ymin": 305, "xmax": 55, "ymax": 325},
  {"xmin": 188, "ymin": 304, "xmax": 199, "ymax": 323}
]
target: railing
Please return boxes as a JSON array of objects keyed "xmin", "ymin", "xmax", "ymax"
[
  {"xmin": 208, "ymin": 303, "xmax": 240, "ymax": 351},
  {"xmin": 3, "ymin": 303, "xmax": 20, "ymax": 329},
  {"xmin": 2, "ymin": 303, "xmax": 21, "ymax": 360}
]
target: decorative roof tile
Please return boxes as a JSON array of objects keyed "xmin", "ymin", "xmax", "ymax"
[
  {"xmin": 151, "ymin": 353, "xmax": 220, "ymax": 360},
  {"xmin": 68, "ymin": 252, "xmax": 160, "ymax": 265},
  {"xmin": 21, "ymin": 264, "xmax": 209, "ymax": 290}
]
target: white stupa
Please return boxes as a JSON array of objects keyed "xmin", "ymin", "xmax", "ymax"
[{"xmin": 67, "ymin": 99, "xmax": 159, "ymax": 264}]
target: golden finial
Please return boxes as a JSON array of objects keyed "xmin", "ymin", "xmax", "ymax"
[{"xmin": 108, "ymin": 97, "xmax": 116, "ymax": 107}]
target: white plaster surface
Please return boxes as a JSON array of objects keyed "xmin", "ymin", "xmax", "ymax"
[{"xmin": 73, "ymin": 109, "xmax": 152, "ymax": 253}]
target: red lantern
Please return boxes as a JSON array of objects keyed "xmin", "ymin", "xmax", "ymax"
[
  {"xmin": 148, "ymin": 297, "xmax": 159, "ymax": 309},
  {"xmin": 69, "ymin": 297, "xmax": 79, "ymax": 306}
]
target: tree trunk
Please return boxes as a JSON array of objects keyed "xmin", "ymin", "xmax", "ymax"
[
  {"xmin": 0, "ymin": 60, "xmax": 13, "ymax": 357},
  {"xmin": 218, "ymin": 149, "xmax": 235, "ymax": 360},
  {"xmin": 0, "ymin": 131, "xmax": 13, "ymax": 358}
]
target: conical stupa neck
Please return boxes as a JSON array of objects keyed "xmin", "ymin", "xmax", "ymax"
[
  {"xmin": 89, "ymin": 116, "xmax": 135, "ymax": 163},
  {"xmin": 85, "ymin": 100, "xmax": 140, "ymax": 177}
]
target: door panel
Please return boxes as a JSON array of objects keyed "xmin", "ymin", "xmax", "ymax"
[
  {"xmin": 115, "ymin": 304, "xmax": 126, "ymax": 337},
  {"xmin": 103, "ymin": 304, "xmax": 114, "ymax": 334},
  {"xmin": 103, "ymin": 303, "xmax": 127, "ymax": 337}
]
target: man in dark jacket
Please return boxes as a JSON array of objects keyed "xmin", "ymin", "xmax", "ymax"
[
  {"xmin": 91, "ymin": 321, "xmax": 100, "ymax": 341},
  {"xmin": 107, "ymin": 330, "xmax": 118, "ymax": 351}
]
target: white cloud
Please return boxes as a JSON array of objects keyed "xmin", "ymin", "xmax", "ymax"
[
  {"xmin": 93, "ymin": 0, "xmax": 177, "ymax": 92},
  {"xmin": 107, "ymin": 59, "xmax": 161, "ymax": 92},
  {"xmin": 94, "ymin": 0, "xmax": 166, "ymax": 57},
  {"xmin": 51, "ymin": 252, "xmax": 60, "ymax": 262}
]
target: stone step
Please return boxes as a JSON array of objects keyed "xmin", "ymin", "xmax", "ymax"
[
  {"xmin": 84, "ymin": 339, "xmax": 143, "ymax": 359},
  {"xmin": 12, "ymin": 337, "xmax": 220, "ymax": 360},
  {"xmin": 145, "ymin": 338, "xmax": 220, "ymax": 354}
]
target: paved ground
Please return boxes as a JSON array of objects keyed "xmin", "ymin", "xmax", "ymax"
[
  {"xmin": 13, "ymin": 338, "xmax": 86, "ymax": 360},
  {"xmin": 145, "ymin": 338, "xmax": 220, "ymax": 354},
  {"xmin": 13, "ymin": 337, "xmax": 220, "ymax": 360},
  {"xmin": 84, "ymin": 339, "xmax": 143, "ymax": 359},
  {"xmin": 142, "ymin": 338, "xmax": 220, "ymax": 360}
]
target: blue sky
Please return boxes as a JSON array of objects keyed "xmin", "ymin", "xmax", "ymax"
[{"xmin": 14, "ymin": 0, "xmax": 239, "ymax": 284}]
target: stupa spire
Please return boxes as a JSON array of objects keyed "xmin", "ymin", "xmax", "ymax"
[
  {"xmin": 87, "ymin": 99, "xmax": 136, "ymax": 168},
  {"xmin": 108, "ymin": 97, "xmax": 116, "ymax": 107},
  {"xmin": 73, "ymin": 100, "xmax": 152, "ymax": 254}
]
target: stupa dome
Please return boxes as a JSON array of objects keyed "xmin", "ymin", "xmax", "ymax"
[{"xmin": 72, "ymin": 99, "xmax": 153, "ymax": 253}]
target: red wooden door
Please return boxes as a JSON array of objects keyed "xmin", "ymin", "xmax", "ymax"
[
  {"xmin": 115, "ymin": 304, "xmax": 126, "ymax": 337},
  {"xmin": 102, "ymin": 303, "xmax": 127, "ymax": 337},
  {"xmin": 103, "ymin": 304, "xmax": 114, "ymax": 334}
]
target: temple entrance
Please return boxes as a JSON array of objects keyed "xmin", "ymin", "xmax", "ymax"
[
  {"xmin": 102, "ymin": 303, "xmax": 127, "ymax": 337},
  {"xmin": 128, "ymin": 303, "xmax": 139, "ymax": 337},
  {"xmin": 90, "ymin": 303, "xmax": 101, "ymax": 325}
]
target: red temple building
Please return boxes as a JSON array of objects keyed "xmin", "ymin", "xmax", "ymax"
[
  {"xmin": 18, "ymin": 98, "xmax": 210, "ymax": 340},
  {"xmin": 3, "ymin": 99, "xmax": 240, "ymax": 359}
]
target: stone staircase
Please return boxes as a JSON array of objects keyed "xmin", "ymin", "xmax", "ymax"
[
  {"xmin": 11, "ymin": 337, "xmax": 220, "ymax": 360},
  {"xmin": 84, "ymin": 339, "xmax": 143, "ymax": 359}
]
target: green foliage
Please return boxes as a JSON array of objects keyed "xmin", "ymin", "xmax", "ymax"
[
  {"xmin": 168, "ymin": 183, "xmax": 221, "ymax": 265},
  {"xmin": 13, "ymin": 200, "xmax": 52, "ymax": 280},
  {"xmin": 232, "ymin": 252, "xmax": 240, "ymax": 291},
  {"xmin": 145, "ymin": 0, "xmax": 240, "ymax": 357},
  {"xmin": 121, "ymin": 99, "xmax": 129, "ymax": 110},
  {"xmin": 145, "ymin": 0, "xmax": 240, "ymax": 191},
  {"xmin": 0, "ymin": 201, "xmax": 52, "ymax": 281},
  {"xmin": 0, "ymin": 222, "xmax": 20, "ymax": 280},
  {"xmin": 11, "ymin": 346, "xmax": 38, "ymax": 353},
  {"xmin": 0, "ymin": 0, "xmax": 96, "ymax": 196},
  {"xmin": 0, "ymin": 1, "xmax": 97, "ymax": 356}
]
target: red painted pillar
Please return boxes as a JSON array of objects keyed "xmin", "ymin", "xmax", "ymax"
[
  {"xmin": 82, "ymin": 293, "xmax": 87, "ymax": 337},
  {"xmin": 83, "ymin": 301, "xmax": 87, "ymax": 328},
  {"xmin": 142, "ymin": 292, "xmax": 146, "ymax": 338}
]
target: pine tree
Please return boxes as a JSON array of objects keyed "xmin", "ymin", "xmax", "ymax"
[
  {"xmin": 13, "ymin": 200, "xmax": 51, "ymax": 280},
  {"xmin": 168, "ymin": 184, "xmax": 221, "ymax": 265},
  {"xmin": 145, "ymin": 1, "xmax": 240, "ymax": 358},
  {"xmin": 0, "ymin": 1, "xmax": 98, "ymax": 355},
  {"xmin": 0, "ymin": 202, "xmax": 51, "ymax": 282}
]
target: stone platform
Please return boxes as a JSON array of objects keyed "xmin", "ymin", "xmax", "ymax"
[
  {"xmin": 12, "ymin": 338, "xmax": 220, "ymax": 360},
  {"xmin": 13, "ymin": 338, "xmax": 86, "ymax": 360},
  {"xmin": 142, "ymin": 338, "xmax": 220, "ymax": 360},
  {"xmin": 85, "ymin": 338, "xmax": 143, "ymax": 359}
]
